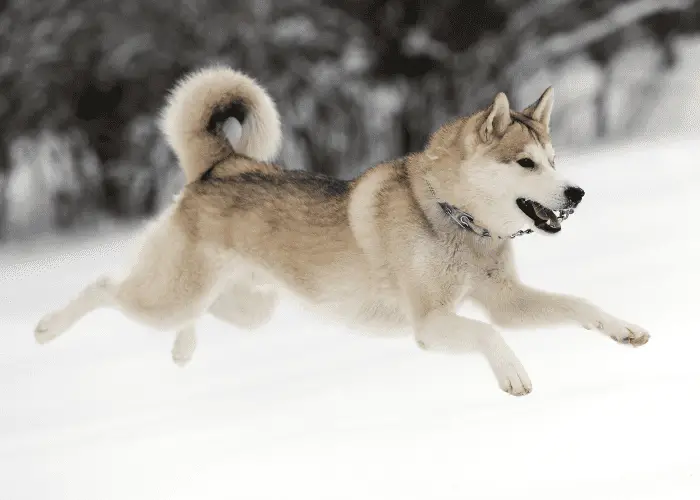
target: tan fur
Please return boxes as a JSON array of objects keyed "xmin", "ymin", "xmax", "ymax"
[
  {"xmin": 159, "ymin": 65, "xmax": 282, "ymax": 183},
  {"xmin": 35, "ymin": 67, "xmax": 649, "ymax": 395}
]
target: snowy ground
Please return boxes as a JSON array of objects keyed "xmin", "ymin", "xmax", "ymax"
[{"xmin": 1, "ymin": 138, "xmax": 699, "ymax": 500}]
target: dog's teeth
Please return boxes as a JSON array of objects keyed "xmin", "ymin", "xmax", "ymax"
[
  {"xmin": 549, "ymin": 218, "xmax": 561, "ymax": 229},
  {"xmin": 532, "ymin": 204, "xmax": 551, "ymax": 220}
]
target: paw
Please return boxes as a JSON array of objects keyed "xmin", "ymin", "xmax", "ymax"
[
  {"xmin": 584, "ymin": 317, "xmax": 650, "ymax": 347},
  {"xmin": 481, "ymin": 336, "xmax": 533, "ymax": 397},
  {"xmin": 34, "ymin": 312, "xmax": 69, "ymax": 345},
  {"xmin": 494, "ymin": 358, "xmax": 533, "ymax": 397},
  {"xmin": 171, "ymin": 329, "xmax": 196, "ymax": 367},
  {"xmin": 171, "ymin": 348, "xmax": 193, "ymax": 367}
]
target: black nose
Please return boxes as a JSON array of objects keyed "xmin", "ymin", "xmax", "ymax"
[{"xmin": 564, "ymin": 186, "xmax": 585, "ymax": 205}]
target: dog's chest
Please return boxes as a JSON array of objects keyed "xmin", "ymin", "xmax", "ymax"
[
  {"xmin": 429, "ymin": 238, "xmax": 511, "ymax": 302},
  {"xmin": 403, "ymin": 238, "xmax": 482, "ymax": 304},
  {"xmin": 470, "ymin": 251, "xmax": 508, "ymax": 281}
]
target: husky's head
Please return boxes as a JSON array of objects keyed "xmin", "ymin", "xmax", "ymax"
[{"xmin": 423, "ymin": 88, "xmax": 583, "ymax": 237}]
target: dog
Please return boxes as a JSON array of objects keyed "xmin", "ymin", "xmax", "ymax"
[{"xmin": 34, "ymin": 65, "xmax": 649, "ymax": 396}]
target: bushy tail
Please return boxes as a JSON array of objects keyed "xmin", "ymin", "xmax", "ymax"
[{"xmin": 159, "ymin": 65, "xmax": 282, "ymax": 183}]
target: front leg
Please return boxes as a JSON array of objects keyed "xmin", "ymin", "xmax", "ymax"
[
  {"xmin": 415, "ymin": 311, "xmax": 533, "ymax": 396},
  {"xmin": 472, "ymin": 281, "xmax": 650, "ymax": 347}
]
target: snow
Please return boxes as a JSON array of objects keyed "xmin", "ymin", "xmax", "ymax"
[{"xmin": 2, "ymin": 138, "xmax": 700, "ymax": 499}]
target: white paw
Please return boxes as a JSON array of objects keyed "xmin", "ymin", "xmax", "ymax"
[
  {"xmin": 493, "ymin": 357, "xmax": 533, "ymax": 396},
  {"xmin": 171, "ymin": 348, "xmax": 193, "ymax": 367},
  {"xmin": 34, "ymin": 312, "xmax": 70, "ymax": 345},
  {"xmin": 584, "ymin": 317, "xmax": 650, "ymax": 347},
  {"xmin": 171, "ymin": 328, "xmax": 196, "ymax": 367}
]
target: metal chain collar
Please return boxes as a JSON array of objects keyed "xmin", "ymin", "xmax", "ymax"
[{"xmin": 439, "ymin": 202, "xmax": 573, "ymax": 240}]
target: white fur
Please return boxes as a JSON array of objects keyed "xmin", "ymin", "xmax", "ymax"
[
  {"xmin": 456, "ymin": 145, "xmax": 574, "ymax": 238},
  {"xmin": 222, "ymin": 117, "xmax": 243, "ymax": 149},
  {"xmin": 416, "ymin": 312, "xmax": 532, "ymax": 395}
]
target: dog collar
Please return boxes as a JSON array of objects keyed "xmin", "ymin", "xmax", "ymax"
[
  {"xmin": 438, "ymin": 202, "xmax": 536, "ymax": 240},
  {"xmin": 438, "ymin": 202, "xmax": 493, "ymax": 237}
]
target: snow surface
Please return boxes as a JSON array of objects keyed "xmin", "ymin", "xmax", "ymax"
[{"xmin": 1, "ymin": 138, "xmax": 699, "ymax": 500}]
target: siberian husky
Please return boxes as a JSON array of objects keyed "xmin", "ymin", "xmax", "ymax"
[{"xmin": 35, "ymin": 65, "xmax": 649, "ymax": 396}]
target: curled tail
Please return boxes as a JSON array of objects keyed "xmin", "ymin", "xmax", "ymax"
[{"xmin": 159, "ymin": 65, "xmax": 282, "ymax": 183}]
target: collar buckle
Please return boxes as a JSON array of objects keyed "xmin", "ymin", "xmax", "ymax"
[{"xmin": 439, "ymin": 202, "xmax": 492, "ymax": 238}]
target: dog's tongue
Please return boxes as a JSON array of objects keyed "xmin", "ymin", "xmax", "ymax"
[{"xmin": 533, "ymin": 202, "xmax": 560, "ymax": 229}]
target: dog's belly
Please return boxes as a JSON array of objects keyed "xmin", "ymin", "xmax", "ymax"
[
  {"xmin": 298, "ymin": 268, "xmax": 410, "ymax": 331},
  {"xmin": 341, "ymin": 292, "xmax": 409, "ymax": 329},
  {"xmin": 303, "ymin": 293, "xmax": 411, "ymax": 337},
  {"xmin": 245, "ymin": 258, "xmax": 411, "ymax": 335},
  {"xmin": 311, "ymin": 262, "xmax": 411, "ymax": 332}
]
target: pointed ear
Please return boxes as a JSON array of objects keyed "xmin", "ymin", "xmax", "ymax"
[
  {"xmin": 480, "ymin": 92, "xmax": 512, "ymax": 143},
  {"xmin": 523, "ymin": 87, "xmax": 554, "ymax": 130}
]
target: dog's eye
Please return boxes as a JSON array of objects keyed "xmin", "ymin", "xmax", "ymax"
[{"xmin": 517, "ymin": 158, "xmax": 536, "ymax": 169}]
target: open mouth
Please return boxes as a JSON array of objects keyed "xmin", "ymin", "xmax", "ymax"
[{"xmin": 516, "ymin": 198, "xmax": 575, "ymax": 234}]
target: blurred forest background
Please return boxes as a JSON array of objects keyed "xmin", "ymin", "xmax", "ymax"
[{"xmin": 0, "ymin": 0, "xmax": 699, "ymax": 240}]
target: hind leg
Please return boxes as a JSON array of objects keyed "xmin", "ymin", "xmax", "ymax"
[
  {"xmin": 208, "ymin": 283, "xmax": 277, "ymax": 330},
  {"xmin": 36, "ymin": 270, "xmax": 221, "ymax": 368},
  {"xmin": 35, "ymin": 276, "xmax": 116, "ymax": 344},
  {"xmin": 34, "ymin": 273, "xmax": 214, "ymax": 358},
  {"xmin": 35, "ymin": 237, "xmax": 230, "ymax": 370}
]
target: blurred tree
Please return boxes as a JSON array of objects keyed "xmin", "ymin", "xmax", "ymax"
[{"xmin": 0, "ymin": 0, "xmax": 698, "ymax": 238}]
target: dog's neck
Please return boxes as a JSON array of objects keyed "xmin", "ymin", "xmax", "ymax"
[
  {"xmin": 405, "ymin": 160, "xmax": 502, "ymax": 244},
  {"xmin": 405, "ymin": 157, "xmax": 526, "ymax": 242}
]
